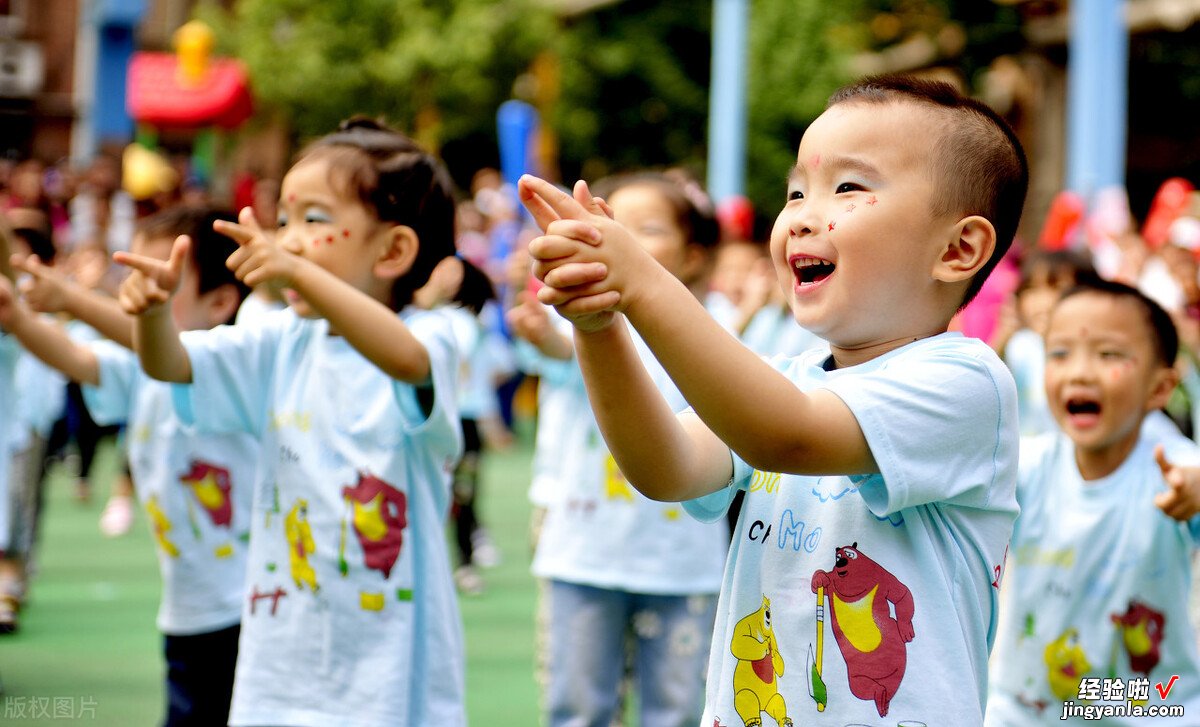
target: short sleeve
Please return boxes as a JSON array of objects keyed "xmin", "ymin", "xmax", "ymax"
[
  {"xmin": 81, "ymin": 340, "xmax": 140, "ymax": 426},
  {"xmin": 821, "ymin": 342, "xmax": 1017, "ymax": 516},
  {"xmin": 173, "ymin": 313, "xmax": 289, "ymax": 435},
  {"xmin": 682, "ymin": 414, "xmax": 755, "ymax": 523},
  {"xmin": 394, "ymin": 309, "xmax": 462, "ymax": 460}
]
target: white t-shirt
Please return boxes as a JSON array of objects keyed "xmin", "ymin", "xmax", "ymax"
[
  {"xmin": 531, "ymin": 323, "xmax": 729, "ymax": 595},
  {"xmin": 82, "ymin": 341, "xmax": 255, "ymax": 635},
  {"xmin": 684, "ymin": 333, "xmax": 1019, "ymax": 726},
  {"xmin": 16, "ymin": 345, "xmax": 66, "ymax": 439},
  {"xmin": 173, "ymin": 307, "xmax": 465, "ymax": 727},
  {"xmin": 986, "ymin": 429, "xmax": 1200, "ymax": 726}
]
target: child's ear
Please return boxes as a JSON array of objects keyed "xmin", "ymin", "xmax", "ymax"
[
  {"xmin": 375, "ymin": 224, "xmax": 420, "ymax": 280},
  {"xmin": 933, "ymin": 215, "xmax": 997, "ymax": 284},
  {"xmin": 1147, "ymin": 364, "xmax": 1181, "ymax": 412},
  {"xmin": 201, "ymin": 283, "xmax": 242, "ymax": 327}
]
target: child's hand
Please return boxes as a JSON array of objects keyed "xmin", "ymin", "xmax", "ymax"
[
  {"xmin": 12, "ymin": 254, "xmax": 69, "ymax": 313},
  {"xmin": 113, "ymin": 235, "xmax": 190, "ymax": 315},
  {"xmin": 217, "ymin": 207, "xmax": 299, "ymax": 288},
  {"xmin": 0, "ymin": 275, "xmax": 24, "ymax": 329},
  {"xmin": 519, "ymin": 175, "xmax": 663, "ymax": 332},
  {"xmin": 413, "ymin": 256, "xmax": 464, "ymax": 310},
  {"xmin": 1154, "ymin": 445, "xmax": 1200, "ymax": 521},
  {"xmin": 507, "ymin": 291, "xmax": 553, "ymax": 345}
]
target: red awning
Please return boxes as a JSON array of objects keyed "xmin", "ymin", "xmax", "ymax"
[{"xmin": 127, "ymin": 52, "xmax": 253, "ymax": 129}]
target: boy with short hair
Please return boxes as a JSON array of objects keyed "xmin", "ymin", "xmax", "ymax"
[
  {"xmin": 0, "ymin": 206, "xmax": 255, "ymax": 727},
  {"xmin": 986, "ymin": 279, "xmax": 1200, "ymax": 726},
  {"xmin": 519, "ymin": 75, "xmax": 1027, "ymax": 724}
]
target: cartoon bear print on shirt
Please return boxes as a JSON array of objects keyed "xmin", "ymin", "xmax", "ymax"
[
  {"xmin": 730, "ymin": 595, "xmax": 793, "ymax": 727},
  {"xmin": 1111, "ymin": 601, "xmax": 1166, "ymax": 677},
  {"xmin": 811, "ymin": 543, "xmax": 914, "ymax": 718}
]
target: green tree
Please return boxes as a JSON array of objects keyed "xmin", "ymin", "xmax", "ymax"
[{"xmin": 199, "ymin": 0, "xmax": 556, "ymax": 150}]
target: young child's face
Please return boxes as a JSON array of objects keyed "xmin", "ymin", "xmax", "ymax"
[
  {"xmin": 276, "ymin": 157, "xmax": 394, "ymax": 315},
  {"xmin": 1043, "ymin": 292, "xmax": 1174, "ymax": 460},
  {"xmin": 606, "ymin": 184, "xmax": 698, "ymax": 284},
  {"xmin": 769, "ymin": 101, "xmax": 957, "ymax": 347}
]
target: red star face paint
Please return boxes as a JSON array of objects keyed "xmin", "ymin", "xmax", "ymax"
[
  {"xmin": 828, "ymin": 221, "xmax": 836, "ymax": 232},
  {"xmin": 866, "ymin": 196, "xmax": 878, "ymax": 206}
]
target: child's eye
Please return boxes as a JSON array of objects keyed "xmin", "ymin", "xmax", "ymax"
[
  {"xmin": 276, "ymin": 213, "xmax": 289, "ymax": 229},
  {"xmin": 1046, "ymin": 348, "xmax": 1068, "ymax": 360},
  {"xmin": 787, "ymin": 189, "xmax": 804, "ymax": 202},
  {"xmin": 836, "ymin": 182, "xmax": 863, "ymax": 194},
  {"xmin": 1099, "ymin": 350, "xmax": 1124, "ymax": 360},
  {"xmin": 304, "ymin": 208, "xmax": 332, "ymax": 225}
]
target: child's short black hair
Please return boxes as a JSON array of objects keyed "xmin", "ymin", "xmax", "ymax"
[
  {"xmin": 592, "ymin": 171, "xmax": 720, "ymax": 250},
  {"xmin": 828, "ymin": 75, "xmax": 1029, "ymax": 309},
  {"xmin": 10, "ymin": 209, "xmax": 55, "ymax": 263},
  {"xmin": 297, "ymin": 117, "xmax": 457, "ymax": 311},
  {"xmin": 1057, "ymin": 278, "xmax": 1179, "ymax": 367},
  {"xmin": 137, "ymin": 206, "xmax": 250, "ymax": 312},
  {"xmin": 1017, "ymin": 249, "xmax": 1100, "ymax": 294},
  {"xmin": 454, "ymin": 258, "xmax": 496, "ymax": 316}
]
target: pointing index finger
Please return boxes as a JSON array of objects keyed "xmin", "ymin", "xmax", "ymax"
[{"xmin": 1155, "ymin": 444, "xmax": 1173, "ymax": 479}]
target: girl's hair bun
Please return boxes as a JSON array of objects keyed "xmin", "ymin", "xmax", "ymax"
[{"xmin": 337, "ymin": 115, "xmax": 390, "ymax": 133}]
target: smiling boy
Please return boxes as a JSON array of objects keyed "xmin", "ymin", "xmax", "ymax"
[
  {"xmin": 519, "ymin": 76, "xmax": 1027, "ymax": 725},
  {"xmin": 986, "ymin": 279, "xmax": 1200, "ymax": 726}
]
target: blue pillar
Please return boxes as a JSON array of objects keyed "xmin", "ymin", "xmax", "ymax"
[
  {"xmin": 91, "ymin": 0, "xmax": 147, "ymax": 147},
  {"xmin": 707, "ymin": 0, "xmax": 748, "ymax": 204},
  {"xmin": 1065, "ymin": 0, "xmax": 1127, "ymax": 203}
]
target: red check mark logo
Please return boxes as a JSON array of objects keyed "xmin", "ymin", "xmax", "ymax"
[{"xmin": 1155, "ymin": 675, "xmax": 1179, "ymax": 700}]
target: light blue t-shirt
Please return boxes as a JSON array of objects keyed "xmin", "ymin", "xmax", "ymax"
[
  {"xmin": 986, "ymin": 428, "xmax": 1200, "ymax": 726},
  {"xmin": 685, "ymin": 333, "xmax": 1019, "ymax": 727},
  {"xmin": 82, "ymin": 340, "xmax": 255, "ymax": 635},
  {"xmin": 173, "ymin": 307, "xmax": 464, "ymax": 727},
  {"xmin": 1005, "ymin": 328, "xmax": 1056, "ymax": 436},
  {"xmin": 531, "ymin": 322, "xmax": 729, "ymax": 595},
  {"xmin": 0, "ymin": 334, "xmax": 19, "ymax": 551}
]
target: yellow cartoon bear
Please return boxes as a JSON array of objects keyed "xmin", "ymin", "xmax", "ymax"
[
  {"xmin": 731, "ymin": 595, "xmax": 792, "ymax": 727},
  {"xmin": 285, "ymin": 499, "xmax": 319, "ymax": 592},
  {"xmin": 1044, "ymin": 628, "xmax": 1092, "ymax": 701},
  {"xmin": 146, "ymin": 495, "xmax": 179, "ymax": 557}
]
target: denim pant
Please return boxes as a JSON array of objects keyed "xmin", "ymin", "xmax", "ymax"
[
  {"xmin": 163, "ymin": 623, "xmax": 239, "ymax": 727},
  {"xmin": 544, "ymin": 579, "xmax": 716, "ymax": 727}
]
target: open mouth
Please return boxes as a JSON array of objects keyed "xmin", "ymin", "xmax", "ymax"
[
  {"xmin": 1064, "ymin": 397, "xmax": 1102, "ymax": 428},
  {"xmin": 1065, "ymin": 398, "xmax": 1101, "ymax": 416},
  {"xmin": 792, "ymin": 256, "xmax": 836, "ymax": 287}
]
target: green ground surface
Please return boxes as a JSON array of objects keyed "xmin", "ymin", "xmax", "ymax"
[{"xmin": 0, "ymin": 433, "xmax": 541, "ymax": 726}]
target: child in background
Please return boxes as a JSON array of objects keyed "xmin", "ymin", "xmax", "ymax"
[
  {"xmin": 521, "ymin": 76, "xmax": 1026, "ymax": 725},
  {"xmin": 0, "ymin": 206, "xmax": 254, "ymax": 726},
  {"xmin": 0, "ymin": 215, "xmax": 65, "ymax": 631},
  {"xmin": 117, "ymin": 118, "xmax": 467, "ymax": 727},
  {"xmin": 511, "ymin": 172, "xmax": 729, "ymax": 727},
  {"xmin": 986, "ymin": 279, "xmax": 1200, "ymax": 725},
  {"xmin": 413, "ymin": 255, "xmax": 498, "ymax": 595},
  {"xmin": 990, "ymin": 249, "xmax": 1099, "ymax": 436}
]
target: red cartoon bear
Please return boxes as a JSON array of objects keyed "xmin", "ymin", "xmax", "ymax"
[
  {"xmin": 341, "ymin": 472, "xmax": 407, "ymax": 579},
  {"xmin": 1111, "ymin": 601, "xmax": 1166, "ymax": 676},
  {"xmin": 811, "ymin": 543, "xmax": 914, "ymax": 717},
  {"xmin": 179, "ymin": 460, "xmax": 233, "ymax": 527}
]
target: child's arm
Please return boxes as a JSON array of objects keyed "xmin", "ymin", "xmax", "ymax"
[
  {"xmin": 0, "ymin": 216, "xmax": 14, "ymax": 283},
  {"xmin": 1154, "ymin": 445, "xmax": 1200, "ymax": 522},
  {"xmin": 112, "ymin": 236, "xmax": 194, "ymax": 383},
  {"xmin": 216, "ymin": 209, "xmax": 431, "ymax": 384},
  {"xmin": 0, "ymin": 276, "xmax": 100, "ymax": 385},
  {"xmin": 521, "ymin": 176, "xmax": 875, "ymax": 483},
  {"xmin": 13, "ymin": 255, "xmax": 135, "ymax": 349}
]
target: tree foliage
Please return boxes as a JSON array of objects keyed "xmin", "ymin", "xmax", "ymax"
[{"xmin": 198, "ymin": 0, "xmax": 556, "ymax": 149}]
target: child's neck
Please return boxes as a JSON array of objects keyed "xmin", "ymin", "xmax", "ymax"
[
  {"xmin": 828, "ymin": 329, "xmax": 945, "ymax": 369},
  {"xmin": 1073, "ymin": 436, "xmax": 1139, "ymax": 482}
]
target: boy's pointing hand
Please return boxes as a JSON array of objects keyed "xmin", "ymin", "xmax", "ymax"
[
  {"xmin": 1154, "ymin": 445, "xmax": 1200, "ymax": 522},
  {"xmin": 113, "ymin": 234, "xmax": 189, "ymax": 315}
]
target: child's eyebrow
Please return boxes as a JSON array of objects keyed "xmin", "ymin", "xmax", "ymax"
[{"xmin": 824, "ymin": 155, "xmax": 882, "ymax": 179}]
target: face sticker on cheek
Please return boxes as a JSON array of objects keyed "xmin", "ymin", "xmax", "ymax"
[
  {"xmin": 827, "ymin": 221, "xmax": 836, "ymax": 232},
  {"xmin": 312, "ymin": 238, "xmax": 322, "ymax": 248},
  {"xmin": 342, "ymin": 229, "xmax": 351, "ymax": 238},
  {"xmin": 326, "ymin": 235, "xmax": 334, "ymax": 244},
  {"xmin": 866, "ymin": 195, "xmax": 878, "ymax": 206},
  {"xmin": 845, "ymin": 203, "xmax": 856, "ymax": 213}
]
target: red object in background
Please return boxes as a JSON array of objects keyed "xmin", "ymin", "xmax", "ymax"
[
  {"xmin": 1038, "ymin": 191, "xmax": 1084, "ymax": 250},
  {"xmin": 716, "ymin": 195, "xmax": 755, "ymax": 241},
  {"xmin": 1141, "ymin": 177, "xmax": 1194, "ymax": 249},
  {"xmin": 127, "ymin": 52, "xmax": 253, "ymax": 129}
]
